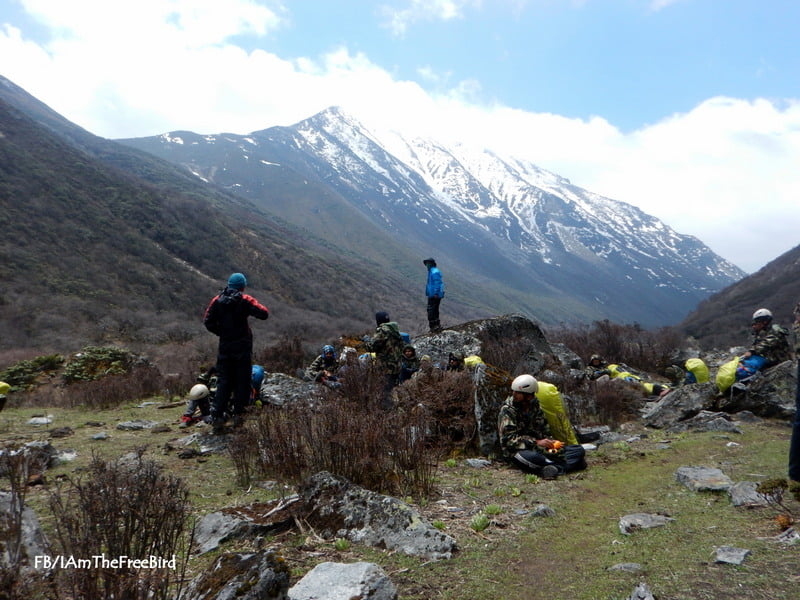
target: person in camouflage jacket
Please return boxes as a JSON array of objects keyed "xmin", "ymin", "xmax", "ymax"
[
  {"xmin": 365, "ymin": 311, "xmax": 405, "ymax": 378},
  {"xmin": 745, "ymin": 308, "xmax": 792, "ymax": 368},
  {"xmin": 364, "ymin": 311, "xmax": 405, "ymax": 408},
  {"xmin": 497, "ymin": 374, "xmax": 586, "ymax": 479}
]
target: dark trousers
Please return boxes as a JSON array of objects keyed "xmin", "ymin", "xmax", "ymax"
[
  {"xmin": 427, "ymin": 296, "xmax": 441, "ymax": 330},
  {"xmin": 511, "ymin": 444, "xmax": 587, "ymax": 476},
  {"xmin": 789, "ymin": 361, "xmax": 800, "ymax": 481},
  {"xmin": 212, "ymin": 355, "xmax": 252, "ymax": 420}
]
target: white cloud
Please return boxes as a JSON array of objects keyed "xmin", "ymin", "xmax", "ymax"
[
  {"xmin": 379, "ymin": 0, "xmax": 480, "ymax": 36},
  {"xmin": 1, "ymin": 1, "xmax": 798, "ymax": 273}
]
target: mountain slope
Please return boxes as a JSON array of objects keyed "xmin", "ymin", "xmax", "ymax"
[
  {"xmin": 119, "ymin": 106, "xmax": 745, "ymax": 327},
  {"xmin": 0, "ymin": 81, "xmax": 437, "ymax": 352},
  {"xmin": 678, "ymin": 244, "xmax": 800, "ymax": 350}
]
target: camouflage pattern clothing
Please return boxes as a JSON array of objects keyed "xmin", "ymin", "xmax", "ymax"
[
  {"xmin": 497, "ymin": 395, "xmax": 553, "ymax": 460},
  {"xmin": 305, "ymin": 354, "xmax": 339, "ymax": 382},
  {"xmin": 750, "ymin": 323, "xmax": 792, "ymax": 367},
  {"xmin": 793, "ymin": 302, "xmax": 800, "ymax": 354},
  {"xmin": 365, "ymin": 321, "xmax": 405, "ymax": 376}
]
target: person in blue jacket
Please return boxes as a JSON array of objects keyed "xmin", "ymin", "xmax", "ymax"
[{"xmin": 423, "ymin": 258, "xmax": 444, "ymax": 333}]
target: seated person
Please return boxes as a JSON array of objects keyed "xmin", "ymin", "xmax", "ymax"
[
  {"xmin": 585, "ymin": 354, "xmax": 610, "ymax": 380},
  {"xmin": 180, "ymin": 367, "xmax": 217, "ymax": 427},
  {"xmin": 305, "ymin": 345, "xmax": 339, "ymax": 382},
  {"xmin": 250, "ymin": 364, "xmax": 265, "ymax": 406},
  {"xmin": 446, "ymin": 352, "xmax": 465, "ymax": 372},
  {"xmin": 738, "ymin": 308, "xmax": 792, "ymax": 380},
  {"xmin": 399, "ymin": 344, "xmax": 420, "ymax": 383},
  {"xmin": 497, "ymin": 374, "xmax": 586, "ymax": 479}
]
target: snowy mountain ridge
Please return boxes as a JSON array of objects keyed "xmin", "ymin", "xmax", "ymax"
[{"xmin": 120, "ymin": 105, "xmax": 745, "ymax": 326}]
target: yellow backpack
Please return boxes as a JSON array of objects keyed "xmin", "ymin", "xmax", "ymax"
[
  {"xmin": 685, "ymin": 358, "xmax": 710, "ymax": 384},
  {"xmin": 536, "ymin": 382, "xmax": 578, "ymax": 445},
  {"xmin": 715, "ymin": 357, "xmax": 740, "ymax": 393}
]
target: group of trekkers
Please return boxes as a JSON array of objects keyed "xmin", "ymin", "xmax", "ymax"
[{"xmin": 190, "ymin": 260, "xmax": 800, "ymax": 482}]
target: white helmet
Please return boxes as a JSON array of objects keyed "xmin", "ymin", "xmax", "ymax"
[
  {"xmin": 188, "ymin": 383, "xmax": 210, "ymax": 400},
  {"xmin": 752, "ymin": 308, "xmax": 773, "ymax": 323},
  {"xmin": 511, "ymin": 374, "xmax": 539, "ymax": 394}
]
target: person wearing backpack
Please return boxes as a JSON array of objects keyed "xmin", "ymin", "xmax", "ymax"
[
  {"xmin": 203, "ymin": 272, "xmax": 269, "ymax": 433},
  {"xmin": 364, "ymin": 311, "xmax": 405, "ymax": 407},
  {"xmin": 423, "ymin": 258, "xmax": 444, "ymax": 333}
]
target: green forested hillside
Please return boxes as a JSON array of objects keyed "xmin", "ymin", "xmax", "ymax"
[{"xmin": 0, "ymin": 97, "xmax": 426, "ymax": 354}]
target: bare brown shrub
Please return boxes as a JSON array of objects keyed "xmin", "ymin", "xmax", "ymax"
[
  {"xmin": 546, "ymin": 320, "xmax": 683, "ymax": 373},
  {"xmin": 48, "ymin": 451, "xmax": 191, "ymax": 600},
  {"xmin": 588, "ymin": 379, "xmax": 645, "ymax": 428},
  {"xmin": 62, "ymin": 365, "xmax": 165, "ymax": 409},
  {"xmin": 254, "ymin": 333, "xmax": 306, "ymax": 376},
  {"xmin": 233, "ymin": 366, "xmax": 442, "ymax": 499}
]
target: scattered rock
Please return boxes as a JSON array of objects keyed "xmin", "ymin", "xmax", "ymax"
[
  {"xmin": 91, "ymin": 432, "xmax": 110, "ymax": 440},
  {"xmin": 27, "ymin": 415, "xmax": 53, "ymax": 426},
  {"xmin": 675, "ymin": 466, "xmax": 733, "ymax": 492},
  {"xmin": 289, "ymin": 562, "xmax": 397, "ymax": 600},
  {"xmin": 530, "ymin": 504, "xmax": 556, "ymax": 518},
  {"xmin": 619, "ymin": 513, "xmax": 674, "ymax": 535},
  {"xmin": 48, "ymin": 426, "xmax": 73, "ymax": 438},
  {"xmin": 608, "ymin": 562, "xmax": 642, "ymax": 573},
  {"xmin": 728, "ymin": 481, "xmax": 771, "ymax": 508},
  {"xmin": 465, "ymin": 458, "xmax": 491, "ymax": 468},
  {"xmin": 116, "ymin": 419, "xmax": 159, "ymax": 431},
  {"xmin": 714, "ymin": 545, "xmax": 751, "ymax": 565},
  {"xmin": 628, "ymin": 582, "xmax": 656, "ymax": 600}
]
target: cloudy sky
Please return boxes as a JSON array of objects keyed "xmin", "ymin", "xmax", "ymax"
[{"xmin": 1, "ymin": 0, "xmax": 799, "ymax": 274}]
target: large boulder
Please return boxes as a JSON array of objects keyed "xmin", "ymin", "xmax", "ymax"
[
  {"xmin": 298, "ymin": 471, "xmax": 457, "ymax": 560},
  {"xmin": 641, "ymin": 383, "xmax": 715, "ymax": 429},
  {"xmin": 0, "ymin": 492, "xmax": 48, "ymax": 570},
  {"xmin": 289, "ymin": 562, "xmax": 397, "ymax": 600},
  {"xmin": 414, "ymin": 314, "xmax": 553, "ymax": 455},
  {"xmin": 181, "ymin": 551, "xmax": 290, "ymax": 600},
  {"xmin": 714, "ymin": 361, "xmax": 796, "ymax": 419}
]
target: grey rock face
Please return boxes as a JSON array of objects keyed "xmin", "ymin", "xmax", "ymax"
[
  {"xmin": 675, "ymin": 466, "xmax": 733, "ymax": 492},
  {"xmin": 0, "ymin": 491, "xmax": 48, "ymax": 569},
  {"xmin": 299, "ymin": 471, "xmax": 457, "ymax": 560},
  {"xmin": 642, "ymin": 383, "xmax": 715, "ymax": 428},
  {"xmin": 289, "ymin": 562, "xmax": 397, "ymax": 600},
  {"xmin": 181, "ymin": 551, "xmax": 290, "ymax": 600}
]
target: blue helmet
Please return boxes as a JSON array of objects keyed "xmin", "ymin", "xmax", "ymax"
[
  {"xmin": 251, "ymin": 365, "xmax": 265, "ymax": 388},
  {"xmin": 322, "ymin": 344, "xmax": 336, "ymax": 359}
]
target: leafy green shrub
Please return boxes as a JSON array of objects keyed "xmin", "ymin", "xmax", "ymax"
[
  {"xmin": 63, "ymin": 346, "xmax": 145, "ymax": 383},
  {"xmin": 470, "ymin": 513, "xmax": 490, "ymax": 532},
  {"xmin": 0, "ymin": 354, "xmax": 64, "ymax": 391},
  {"xmin": 484, "ymin": 504, "xmax": 502, "ymax": 515}
]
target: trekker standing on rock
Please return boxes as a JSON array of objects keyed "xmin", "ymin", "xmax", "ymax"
[
  {"xmin": 423, "ymin": 258, "xmax": 444, "ymax": 333},
  {"xmin": 203, "ymin": 272, "xmax": 269, "ymax": 434},
  {"xmin": 497, "ymin": 374, "xmax": 587, "ymax": 479},
  {"xmin": 788, "ymin": 303, "xmax": 800, "ymax": 482}
]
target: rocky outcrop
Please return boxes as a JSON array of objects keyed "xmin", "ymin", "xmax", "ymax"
[
  {"xmin": 414, "ymin": 314, "xmax": 553, "ymax": 456},
  {"xmin": 289, "ymin": 562, "xmax": 397, "ymax": 600},
  {"xmin": 181, "ymin": 551, "xmax": 290, "ymax": 600},
  {"xmin": 298, "ymin": 471, "xmax": 457, "ymax": 560}
]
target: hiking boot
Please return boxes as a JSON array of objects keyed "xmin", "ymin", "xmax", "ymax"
[
  {"xmin": 179, "ymin": 415, "xmax": 197, "ymax": 429},
  {"xmin": 231, "ymin": 415, "xmax": 244, "ymax": 428},
  {"xmin": 211, "ymin": 418, "xmax": 226, "ymax": 435},
  {"xmin": 540, "ymin": 465, "xmax": 559, "ymax": 480}
]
